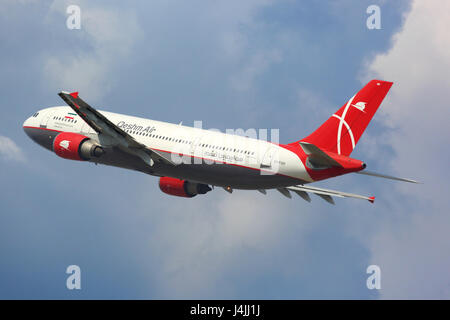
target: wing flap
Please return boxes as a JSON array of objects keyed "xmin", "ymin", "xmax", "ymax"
[
  {"xmin": 277, "ymin": 188, "xmax": 292, "ymax": 198},
  {"xmin": 317, "ymin": 194, "xmax": 335, "ymax": 205},
  {"xmin": 287, "ymin": 184, "xmax": 375, "ymax": 204},
  {"xmin": 291, "ymin": 189, "xmax": 311, "ymax": 202}
]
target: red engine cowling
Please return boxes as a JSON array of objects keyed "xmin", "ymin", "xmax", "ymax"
[
  {"xmin": 159, "ymin": 177, "xmax": 212, "ymax": 198},
  {"xmin": 53, "ymin": 132, "xmax": 104, "ymax": 161}
]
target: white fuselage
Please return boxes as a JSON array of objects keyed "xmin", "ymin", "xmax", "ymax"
[{"xmin": 23, "ymin": 106, "xmax": 313, "ymax": 189}]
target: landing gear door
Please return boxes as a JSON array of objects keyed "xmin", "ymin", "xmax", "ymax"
[
  {"xmin": 189, "ymin": 137, "xmax": 202, "ymax": 164},
  {"xmin": 190, "ymin": 137, "xmax": 201, "ymax": 155},
  {"xmin": 260, "ymin": 147, "xmax": 275, "ymax": 168}
]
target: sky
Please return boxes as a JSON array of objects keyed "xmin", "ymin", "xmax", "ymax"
[{"xmin": 1, "ymin": 0, "xmax": 449, "ymax": 299}]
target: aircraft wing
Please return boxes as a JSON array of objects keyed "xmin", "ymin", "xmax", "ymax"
[
  {"xmin": 355, "ymin": 170, "xmax": 419, "ymax": 183},
  {"xmin": 283, "ymin": 184, "xmax": 375, "ymax": 204},
  {"xmin": 58, "ymin": 91, "xmax": 176, "ymax": 166}
]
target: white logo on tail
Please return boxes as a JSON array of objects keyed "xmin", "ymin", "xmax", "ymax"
[
  {"xmin": 59, "ymin": 140, "xmax": 70, "ymax": 151},
  {"xmin": 333, "ymin": 94, "xmax": 357, "ymax": 155},
  {"xmin": 351, "ymin": 101, "xmax": 367, "ymax": 112}
]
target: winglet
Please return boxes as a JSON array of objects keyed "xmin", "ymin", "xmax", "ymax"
[
  {"xmin": 70, "ymin": 92, "xmax": 79, "ymax": 99},
  {"xmin": 368, "ymin": 196, "xmax": 375, "ymax": 204}
]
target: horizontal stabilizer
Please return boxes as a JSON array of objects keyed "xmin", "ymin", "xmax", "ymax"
[
  {"xmin": 299, "ymin": 142, "xmax": 342, "ymax": 168},
  {"xmin": 355, "ymin": 170, "xmax": 419, "ymax": 184}
]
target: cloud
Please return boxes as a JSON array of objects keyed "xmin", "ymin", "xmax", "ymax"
[
  {"xmin": 363, "ymin": 0, "xmax": 450, "ymax": 299},
  {"xmin": 0, "ymin": 0, "xmax": 420, "ymax": 299},
  {"xmin": 0, "ymin": 135, "xmax": 25, "ymax": 162},
  {"xmin": 42, "ymin": 0, "xmax": 142, "ymax": 101},
  {"xmin": 144, "ymin": 191, "xmax": 311, "ymax": 298}
]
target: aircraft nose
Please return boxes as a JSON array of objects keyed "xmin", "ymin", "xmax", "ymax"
[
  {"xmin": 23, "ymin": 116, "xmax": 32, "ymax": 129},
  {"xmin": 23, "ymin": 112, "xmax": 58, "ymax": 152},
  {"xmin": 23, "ymin": 116, "xmax": 35, "ymax": 141}
]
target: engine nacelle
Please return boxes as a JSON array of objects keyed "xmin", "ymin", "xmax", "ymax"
[
  {"xmin": 53, "ymin": 132, "xmax": 104, "ymax": 161},
  {"xmin": 159, "ymin": 177, "xmax": 212, "ymax": 198}
]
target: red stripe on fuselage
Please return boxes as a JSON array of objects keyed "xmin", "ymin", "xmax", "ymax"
[
  {"xmin": 149, "ymin": 147, "xmax": 304, "ymax": 181},
  {"xmin": 23, "ymin": 126, "xmax": 62, "ymax": 133},
  {"xmin": 24, "ymin": 126, "xmax": 306, "ymax": 183}
]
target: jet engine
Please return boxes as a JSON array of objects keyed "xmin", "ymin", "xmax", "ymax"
[
  {"xmin": 159, "ymin": 177, "xmax": 212, "ymax": 198},
  {"xmin": 53, "ymin": 132, "xmax": 104, "ymax": 161}
]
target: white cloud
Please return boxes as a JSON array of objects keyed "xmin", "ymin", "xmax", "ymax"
[
  {"xmin": 0, "ymin": 135, "xmax": 25, "ymax": 162},
  {"xmin": 141, "ymin": 190, "xmax": 314, "ymax": 298},
  {"xmin": 43, "ymin": 1, "xmax": 142, "ymax": 100},
  {"xmin": 364, "ymin": 0, "xmax": 450, "ymax": 299}
]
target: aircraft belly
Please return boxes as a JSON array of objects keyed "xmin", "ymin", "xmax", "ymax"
[
  {"xmin": 24, "ymin": 126, "xmax": 310, "ymax": 189},
  {"xmin": 23, "ymin": 127, "xmax": 60, "ymax": 151},
  {"xmin": 90, "ymin": 149, "xmax": 303, "ymax": 188},
  {"xmin": 160, "ymin": 163, "xmax": 303, "ymax": 189}
]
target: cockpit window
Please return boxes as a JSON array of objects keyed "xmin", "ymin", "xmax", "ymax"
[{"xmin": 32, "ymin": 112, "xmax": 39, "ymax": 117}]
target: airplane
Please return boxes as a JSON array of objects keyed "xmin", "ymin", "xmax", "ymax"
[{"xmin": 23, "ymin": 79, "xmax": 418, "ymax": 204}]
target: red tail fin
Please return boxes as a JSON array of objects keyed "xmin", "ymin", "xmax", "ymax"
[{"xmin": 300, "ymin": 80, "xmax": 393, "ymax": 156}]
